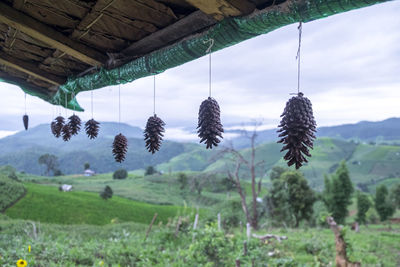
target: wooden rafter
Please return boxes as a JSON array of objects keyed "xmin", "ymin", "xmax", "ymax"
[
  {"xmin": 0, "ymin": 70, "xmax": 56, "ymax": 95},
  {"xmin": 185, "ymin": 0, "xmax": 255, "ymax": 20},
  {"xmin": 0, "ymin": 1, "xmax": 107, "ymax": 67},
  {"xmin": 121, "ymin": 10, "xmax": 216, "ymax": 58},
  {"xmin": 0, "ymin": 51, "xmax": 65, "ymax": 86}
]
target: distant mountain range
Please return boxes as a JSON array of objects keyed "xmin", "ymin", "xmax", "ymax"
[
  {"xmin": 0, "ymin": 122, "xmax": 198, "ymax": 175},
  {"xmin": 226, "ymin": 117, "xmax": 400, "ymax": 148},
  {"xmin": 0, "ymin": 118, "xmax": 399, "ymax": 181}
]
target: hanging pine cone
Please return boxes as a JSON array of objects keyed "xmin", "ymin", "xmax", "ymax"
[
  {"xmin": 23, "ymin": 115, "xmax": 29, "ymax": 130},
  {"xmin": 85, "ymin": 119, "xmax": 100, "ymax": 139},
  {"xmin": 62, "ymin": 124, "xmax": 72, "ymax": 142},
  {"xmin": 51, "ymin": 116, "xmax": 65, "ymax": 138},
  {"xmin": 68, "ymin": 114, "xmax": 81, "ymax": 136},
  {"xmin": 144, "ymin": 114, "xmax": 165, "ymax": 154},
  {"xmin": 112, "ymin": 133, "xmax": 128, "ymax": 163},
  {"xmin": 197, "ymin": 97, "xmax": 224, "ymax": 149},
  {"xmin": 277, "ymin": 92, "xmax": 317, "ymax": 169}
]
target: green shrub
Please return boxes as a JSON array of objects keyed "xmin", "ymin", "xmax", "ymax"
[
  {"xmin": 113, "ymin": 169, "xmax": 128, "ymax": 180},
  {"xmin": 0, "ymin": 175, "xmax": 26, "ymax": 212},
  {"xmin": 177, "ymin": 173, "xmax": 188, "ymax": 189},
  {"xmin": 145, "ymin": 166, "xmax": 156, "ymax": 176},
  {"xmin": 100, "ymin": 186, "xmax": 113, "ymax": 200}
]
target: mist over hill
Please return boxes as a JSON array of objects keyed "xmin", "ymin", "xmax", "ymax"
[{"xmin": 0, "ymin": 118, "xmax": 399, "ymax": 180}]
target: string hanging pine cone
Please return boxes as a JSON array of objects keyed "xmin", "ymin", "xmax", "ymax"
[
  {"xmin": 51, "ymin": 116, "xmax": 65, "ymax": 138},
  {"xmin": 112, "ymin": 133, "xmax": 128, "ymax": 163},
  {"xmin": 277, "ymin": 92, "xmax": 317, "ymax": 169},
  {"xmin": 85, "ymin": 119, "xmax": 100, "ymax": 139},
  {"xmin": 68, "ymin": 114, "xmax": 81, "ymax": 136},
  {"xmin": 197, "ymin": 97, "xmax": 224, "ymax": 149},
  {"xmin": 144, "ymin": 114, "xmax": 165, "ymax": 154},
  {"xmin": 62, "ymin": 124, "xmax": 72, "ymax": 142},
  {"xmin": 23, "ymin": 115, "xmax": 29, "ymax": 130}
]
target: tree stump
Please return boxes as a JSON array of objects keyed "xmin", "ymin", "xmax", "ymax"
[{"xmin": 326, "ymin": 217, "xmax": 361, "ymax": 267}]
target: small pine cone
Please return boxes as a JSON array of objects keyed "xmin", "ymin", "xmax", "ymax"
[
  {"xmin": 62, "ymin": 124, "xmax": 72, "ymax": 142},
  {"xmin": 112, "ymin": 133, "xmax": 128, "ymax": 163},
  {"xmin": 277, "ymin": 92, "xmax": 317, "ymax": 169},
  {"xmin": 52, "ymin": 116, "xmax": 65, "ymax": 138},
  {"xmin": 85, "ymin": 119, "xmax": 100, "ymax": 139},
  {"xmin": 68, "ymin": 114, "xmax": 81, "ymax": 135},
  {"xmin": 144, "ymin": 114, "xmax": 165, "ymax": 154},
  {"xmin": 197, "ymin": 97, "xmax": 224, "ymax": 149},
  {"xmin": 23, "ymin": 115, "xmax": 29, "ymax": 130}
]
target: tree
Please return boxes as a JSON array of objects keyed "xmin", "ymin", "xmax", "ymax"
[
  {"xmin": 220, "ymin": 126, "xmax": 265, "ymax": 229},
  {"xmin": 356, "ymin": 191, "xmax": 371, "ymax": 224},
  {"xmin": 84, "ymin": 162, "xmax": 90, "ymax": 170},
  {"xmin": 38, "ymin": 154, "xmax": 59, "ymax": 176},
  {"xmin": 323, "ymin": 161, "xmax": 354, "ymax": 224},
  {"xmin": 145, "ymin": 166, "xmax": 156, "ymax": 176},
  {"xmin": 375, "ymin": 184, "xmax": 395, "ymax": 222},
  {"xmin": 390, "ymin": 184, "xmax": 400, "ymax": 209},
  {"xmin": 113, "ymin": 169, "xmax": 128, "ymax": 179},
  {"xmin": 100, "ymin": 186, "xmax": 113, "ymax": 200},
  {"xmin": 269, "ymin": 166, "xmax": 287, "ymax": 181},
  {"xmin": 266, "ymin": 171, "xmax": 315, "ymax": 227},
  {"xmin": 177, "ymin": 173, "xmax": 188, "ymax": 190}
]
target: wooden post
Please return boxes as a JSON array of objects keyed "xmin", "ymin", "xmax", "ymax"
[
  {"xmin": 246, "ymin": 223, "xmax": 251, "ymax": 241},
  {"xmin": 145, "ymin": 213, "xmax": 158, "ymax": 241},
  {"xmin": 193, "ymin": 213, "xmax": 199, "ymax": 230},
  {"xmin": 243, "ymin": 241, "xmax": 247, "ymax": 256},
  {"xmin": 217, "ymin": 213, "xmax": 221, "ymax": 231},
  {"xmin": 175, "ymin": 216, "xmax": 182, "ymax": 238}
]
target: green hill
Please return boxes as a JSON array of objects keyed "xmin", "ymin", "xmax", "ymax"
[
  {"xmin": 5, "ymin": 183, "xmax": 185, "ymax": 225},
  {"xmin": 158, "ymin": 137, "xmax": 400, "ymax": 190}
]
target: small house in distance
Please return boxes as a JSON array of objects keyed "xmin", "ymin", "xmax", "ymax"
[
  {"xmin": 84, "ymin": 169, "xmax": 95, "ymax": 177},
  {"xmin": 59, "ymin": 184, "xmax": 72, "ymax": 192}
]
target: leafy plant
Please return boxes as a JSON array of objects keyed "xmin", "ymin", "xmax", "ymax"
[{"xmin": 113, "ymin": 169, "xmax": 128, "ymax": 180}]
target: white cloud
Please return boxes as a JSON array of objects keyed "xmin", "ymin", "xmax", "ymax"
[{"xmin": 0, "ymin": 130, "xmax": 18, "ymax": 139}]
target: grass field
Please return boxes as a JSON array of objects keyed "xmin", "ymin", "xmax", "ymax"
[
  {"xmin": 5, "ymin": 183, "xmax": 188, "ymax": 225},
  {"xmin": 0, "ymin": 214, "xmax": 399, "ymax": 266},
  {"xmin": 16, "ymin": 172, "xmax": 244, "ymax": 207}
]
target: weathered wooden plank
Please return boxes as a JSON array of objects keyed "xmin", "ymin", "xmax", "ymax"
[
  {"xmin": 0, "ymin": 1, "xmax": 107, "ymax": 66},
  {"xmin": 122, "ymin": 10, "xmax": 216, "ymax": 58},
  {"xmin": 0, "ymin": 51, "xmax": 65, "ymax": 85},
  {"xmin": 0, "ymin": 70, "xmax": 56, "ymax": 94},
  {"xmin": 185, "ymin": 0, "xmax": 255, "ymax": 20}
]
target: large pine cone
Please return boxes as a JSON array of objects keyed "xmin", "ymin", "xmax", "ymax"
[
  {"xmin": 197, "ymin": 97, "xmax": 224, "ymax": 149},
  {"xmin": 144, "ymin": 114, "xmax": 165, "ymax": 154},
  {"xmin": 112, "ymin": 133, "xmax": 128, "ymax": 163},
  {"xmin": 51, "ymin": 116, "xmax": 65, "ymax": 138},
  {"xmin": 68, "ymin": 114, "xmax": 81, "ymax": 136},
  {"xmin": 85, "ymin": 119, "xmax": 100, "ymax": 139},
  {"xmin": 62, "ymin": 124, "xmax": 72, "ymax": 142},
  {"xmin": 23, "ymin": 115, "xmax": 29, "ymax": 130},
  {"xmin": 277, "ymin": 92, "xmax": 317, "ymax": 169}
]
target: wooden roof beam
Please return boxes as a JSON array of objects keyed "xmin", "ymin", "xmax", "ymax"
[
  {"xmin": 185, "ymin": 0, "xmax": 255, "ymax": 20},
  {"xmin": 121, "ymin": 10, "xmax": 217, "ymax": 58},
  {"xmin": 0, "ymin": 52, "xmax": 65, "ymax": 86},
  {"xmin": 0, "ymin": 2, "xmax": 107, "ymax": 67},
  {"xmin": 0, "ymin": 70, "xmax": 54, "ymax": 96}
]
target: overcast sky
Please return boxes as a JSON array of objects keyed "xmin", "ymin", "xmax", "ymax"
[{"xmin": 1, "ymin": 1, "xmax": 399, "ymax": 140}]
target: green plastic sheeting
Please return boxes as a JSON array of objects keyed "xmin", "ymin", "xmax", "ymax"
[{"xmin": 8, "ymin": 0, "xmax": 394, "ymax": 110}]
